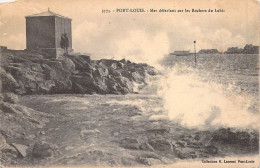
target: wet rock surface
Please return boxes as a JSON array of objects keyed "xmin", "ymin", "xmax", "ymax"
[
  {"xmin": 0, "ymin": 94, "xmax": 256, "ymax": 166},
  {"xmin": 0, "ymin": 93, "xmax": 54, "ymax": 165},
  {"xmin": 32, "ymin": 142, "xmax": 53, "ymax": 158}
]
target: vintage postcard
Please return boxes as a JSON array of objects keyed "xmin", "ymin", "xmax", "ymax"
[{"xmin": 0, "ymin": 0, "xmax": 259, "ymax": 167}]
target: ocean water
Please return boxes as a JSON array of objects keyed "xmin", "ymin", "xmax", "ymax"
[
  {"xmin": 19, "ymin": 54, "xmax": 259, "ymax": 165},
  {"xmin": 158, "ymin": 54, "xmax": 259, "ymax": 129},
  {"xmin": 22, "ymin": 54, "xmax": 259, "ymax": 131}
]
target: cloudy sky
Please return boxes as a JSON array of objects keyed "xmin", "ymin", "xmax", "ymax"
[{"xmin": 0, "ymin": 0, "xmax": 259, "ymax": 64}]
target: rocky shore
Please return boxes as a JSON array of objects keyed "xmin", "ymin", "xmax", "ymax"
[
  {"xmin": 0, "ymin": 50, "xmax": 160, "ymax": 165},
  {"xmin": 0, "ymin": 93, "xmax": 258, "ymax": 166},
  {"xmin": 0, "ymin": 51, "xmax": 258, "ymax": 166},
  {"xmin": 1, "ymin": 50, "xmax": 159, "ymax": 95}
]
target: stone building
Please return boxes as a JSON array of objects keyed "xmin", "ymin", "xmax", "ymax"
[{"xmin": 25, "ymin": 9, "xmax": 72, "ymax": 58}]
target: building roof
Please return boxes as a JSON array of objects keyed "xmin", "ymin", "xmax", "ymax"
[{"xmin": 26, "ymin": 9, "xmax": 71, "ymax": 20}]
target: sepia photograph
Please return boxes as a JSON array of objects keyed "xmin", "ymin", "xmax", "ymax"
[{"xmin": 0, "ymin": 0, "xmax": 259, "ymax": 167}]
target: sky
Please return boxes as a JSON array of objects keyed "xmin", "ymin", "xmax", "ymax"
[{"xmin": 0, "ymin": 0, "xmax": 259, "ymax": 63}]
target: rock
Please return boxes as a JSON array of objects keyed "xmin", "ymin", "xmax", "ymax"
[
  {"xmin": 108, "ymin": 67, "xmax": 121, "ymax": 77},
  {"xmin": 25, "ymin": 62, "xmax": 44, "ymax": 72},
  {"xmin": 0, "ymin": 71, "xmax": 19, "ymax": 93},
  {"xmin": 148, "ymin": 139, "xmax": 172, "ymax": 152},
  {"xmin": 71, "ymin": 82, "xmax": 89, "ymax": 94},
  {"xmin": 121, "ymin": 70, "xmax": 133, "ymax": 81},
  {"xmin": 32, "ymin": 142, "xmax": 53, "ymax": 158},
  {"xmin": 93, "ymin": 77, "xmax": 107, "ymax": 93},
  {"xmin": 146, "ymin": 67, "xmax": 158, "ymax": 76},
  {"xmin": 176, "ymin": 140, "xmax": 186, "ymax": 147},
  {"xmin": 203, "ymin": 145, "xmax": 218, "ymax": 154},
  {"xmin": 45, "ymin": 61, "xmax": 64, "ymax": 71},
  {"xmin": 136, "ymin": 157, "xmax": 151, "ymax": 166},
  {"xmin": 1, "ymin": 143, "xmax": 17, "ymax": 154},
  {"xmin": 67, "ymin": 55, "xmax": 91, "ymax": 72},
  {"xmin": 78, "ymin": 55, "xmax": 91, "ymax": 64},
  {"xmin": 236, "ymin": 131, "xmax": 250, "ymax": 144},
  {"xmin": 98, "ymin": 59, "xmax": 117, "ymax": 67},
  {"xmin": 1, "ymin": 51, "xmax": 158, "ymax": 95},
  {"xmin": 105, "ymin": 78, "xmax": 119, "ymax": 93},
  {"xmin": 4, "ymin": 65, "xmax": 23, "ymax": 77},
  {"xmin": 11, "ymin": 143, "xmax": 28, "ymax": 158},
  {"xmin": 0, "ymin": 102, "xmax": 17, "ymax": 114},
  {"xmin": 51, "ymin": 79, "xmax": 72, "ymax": 94},
  {"xmin": 71, "ymin": 75, "xmax": 95, "ymax": 88},
  {"xmin": 120, "ymin": 59, "xmax": 127, "ymax": 64},
  {"xmin": 175, "ymin": 150, "xmax": 192, "ymax": 159},
  {"xmin": 38, "ymin": 80, "xmax": 55, "ymax": 93},
  {"xmin": 111, "ymin": 63, "xmax": 118, "ymax": 69},
  {"xmin": 126, "ymin": 60, "xmax": 132, "ymax": 64},
  {"xmin": 59, "ymin": 57, "xmax": 75, "ymax": 73},
  {"xmin": 41, "ymin": 64, "xmax": 57, "ymax": 80},
  {"xmin": 115, "ymin": 76, "xmax": 133, "ymax": 92},
  {"xmin": 76, "ymin": 72, "xmax": 93, "ymax": 78},
  {"xmin": 3, "ymin": 93, "xmax": 19, "ymax": 104},
  {"xmin": 212, "ymin": 128, "xmax": 237, "ymax": 144},
  {"xmin": 132, "ymin": 72, "xmax": 145, "ymax": 83},
  {"xmin": 116, "ymin": 62, "xmax": 124, "ymax": 69},
  {"xmin": 93, "ymin": 67, "xmax": 109, "ymax": 78}
]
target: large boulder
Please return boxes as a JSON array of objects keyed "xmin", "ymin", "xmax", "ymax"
[
  {"xmin": 105, "ymin": 78, "xmax": 120, "ymax": 94},
  {"xmin": 45, "ymin": 61, "xmax": 64, "ymax": 71},
  {"xmin": 11, "ymin": 143, "xmax": 29, "ymax": 158},
  {"xmin": 50, "ymin": 79, "xmax": 72, "ymax": 94},
  {"xmin": 121, "ymin": 70, "xmax": 133, "ymax": 81},
  {"xmin": 115, "ymin": 76, "xmax": 133, "ymax": 93},
  {"xmin": 59, "ymin": 57, "xmax": 75, "ymax": 73},
  {"xmin": 93, "ymin": 67, "xmax": 109, "ymax": 78},
  {"xmin": 67, "ymin": 55, "xmax": 91, "ymax": 72},
  {"xmin": 93, "ymin": 77, "xmax": 108, "ymax": 93},
  {"xmin": 78, "ymin": 55, "xmax": 91, "ymax": 64},
  {"xmin": 71, "ymin": 75, "xmax": 96, "ymax": 93},
  {"xmin": 71, "ymin": 82, "xmax": 88, "ymax": 94},
  {"xmin": 32, "ymin": 142, "xmax": 53, "ymax": 158},
  {"xmin": 108, "ymin": 67, "xmax": 121, "ymax": 77},
  {"xmin": 41, "ymin": 64, "xmax": 57, "ymax": 80},
  {"xmin": 0, "ymin": 69, "xmax": 19, "ymax": 93},
  {"xmin": 71, "ymin": 75, "xmax": 95, "ymax": 87},
  {"xmin": 24, "ymin": 62, "xmax": 44, "ymax": 72}
]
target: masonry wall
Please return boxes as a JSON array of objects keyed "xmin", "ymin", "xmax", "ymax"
[
  {"xmin": 26, "ymin": 17, "xmax": 56, "ymax": 50},
  {"xmin": 55, "ymin": 17, "xmax": 72, "ymax": 50}
]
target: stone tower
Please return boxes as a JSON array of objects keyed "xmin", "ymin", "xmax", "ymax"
[{"xmin": 25, "ymin": 9, "xmax": 72, "ymax": 58}]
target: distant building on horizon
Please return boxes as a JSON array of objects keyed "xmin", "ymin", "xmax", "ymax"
[
  {"xmin": 25, "ymin": 9, "xmax": 73, "ymax": 59},
  {"xmin": 198, "ymin": 49, "xmax": 219, "ymax": 54},
  {"xmin": 170, "ymin": 50, "xmax": 190, "ymax": 56}
]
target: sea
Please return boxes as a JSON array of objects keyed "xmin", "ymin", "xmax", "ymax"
[
  {"xmin": 20, "ymin": 54, "xmax": 259, "ymax": 166},
  {"xmin": 158, "ymin": 54, "xmax": 259, "ymax": 129}
]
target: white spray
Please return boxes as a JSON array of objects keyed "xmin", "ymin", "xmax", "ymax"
[{"xmin": 157, "ymin": 64, "xmax": 259, "ymax": 130}]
